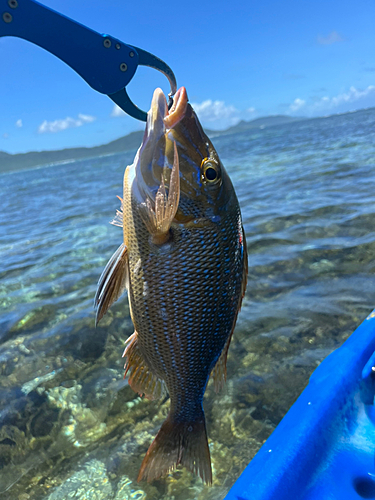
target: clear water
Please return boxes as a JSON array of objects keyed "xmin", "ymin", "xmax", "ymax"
[{"xmin": 1, "ymin": 108, "xmax": 375, "ymax": 499}]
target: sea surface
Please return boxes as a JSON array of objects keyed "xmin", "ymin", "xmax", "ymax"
[{"xmin": 1, "ymin": 108, "xmax": 375, "ymax": 500}]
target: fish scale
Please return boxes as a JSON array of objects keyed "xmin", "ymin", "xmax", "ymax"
[
  {"xmin": 95, "ymin": 87, "xmax": 247, "ymax": 485},
  {"xmin": 127, "ymin": 201, "xmax": 244, "ymax": 450}
]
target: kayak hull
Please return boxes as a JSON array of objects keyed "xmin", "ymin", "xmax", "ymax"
[{"xmin": 225, "ymin": 311, "xmax": 375, "ymax": 500}]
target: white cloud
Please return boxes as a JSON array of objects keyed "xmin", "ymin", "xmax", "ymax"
[
  {"xmin": 38, "ymin": 113, "xmax": 96, "ymax": 134},
  {"xmin": 112, "ymin": 98, "xmax": 249, "ymax": 130},
  {"xmin": 191, "ymin": 100, "xmax": 237, "ymax": 121},
  {"xmin": 111, "ymin": 105, "xmax": 125, "ymax": 117},
  {"xmin": 310, "ymin": 86, "xmax": 375, "ymax": 113},
  {"xmin": 16, "ymin": 119, "xmax": 22, "ymax": 128},
  {"xmin": 325, "ymin": 85, "xmax": 375, "ymax": 108},
  {"xmin": 289, "ymin": 98, "xmax": 306, "ymax": 112},
  {"xmin": 317, "ymin": 31, "xmax": 344, "ymax": 45},
  {"xmin": 190, "ymin": 99, "xmax": 241, "ymax": 130},
  {"xmin": 289, "ymin": 85, "xmax": 375, "ymax": 116},
  {"xmin": 3, "ymin": 133, "xmax": 9, "ymax": 139}
]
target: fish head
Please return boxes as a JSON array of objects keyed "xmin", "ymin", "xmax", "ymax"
[{"xmin": 133, "ymin": 87, "xmax": 235, "ymax": 223}]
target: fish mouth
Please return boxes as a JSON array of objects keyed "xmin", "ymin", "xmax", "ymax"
[
  {"xmin": 164, "ymin": 87, "xmax": 188, "ymax": 129},
  {"xmin": 136, "ymin": 86, "xmax": 204, "ymax": 212},
  {"xmin": 147, "ymin": 86, "xmax": 188, "ymax": 133},
  {"xmin": 135, "ymin": 88, "xmax": 187, "ymax": 206},
  {"xmin": 139, "ymin": 86, "xmax": 189, "ymax": 176}
]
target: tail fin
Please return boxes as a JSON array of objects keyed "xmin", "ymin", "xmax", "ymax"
[{"xmin": 137, "ymin": 411, "xmax": 212, "ymax": 485}]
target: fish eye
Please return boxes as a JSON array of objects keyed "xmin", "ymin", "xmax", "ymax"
[
  {"xmin": 201, "ymin": 158, "xmax": 220, "ymax": 184},
  {"xmin": 205, "ymin": 166, "xmax": 217, "ymax": 181}
]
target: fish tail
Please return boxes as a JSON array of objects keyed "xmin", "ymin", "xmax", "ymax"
[{"xmin": 137, "ymin": 409, "xmax": 212, "ymax": 485}]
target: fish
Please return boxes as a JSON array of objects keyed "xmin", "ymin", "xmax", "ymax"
[{"xmin": 94, "ymin": 86, "xmax": 248, "ymax": 484}]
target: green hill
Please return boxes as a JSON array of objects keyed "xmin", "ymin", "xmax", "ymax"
[
  {"xmin": 222, "ymin": 115, "xmax": 306, "ymax": 134},
  {"xmin": 0, "ymin": 115, "xmax": 305, "ymax": 173},
  {"xmin": 0, "ymin": 131, "xmax": 144, "ymax": 173}
]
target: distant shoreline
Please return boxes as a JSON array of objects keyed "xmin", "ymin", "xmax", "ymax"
[{"xmin": 1, "ymin": 107, "xmax": 373, "ymax": 174}]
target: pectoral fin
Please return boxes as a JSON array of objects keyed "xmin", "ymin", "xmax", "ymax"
[
  {"xmin": 110, "ymin": 196, "xmax": 124, "ymax": 228},
  {"xmin": 142, "ymin": 141, "xmax": 180, "ymax": 244},
  {"xmin": 94, "ymin": 243, "xmax": 128, "ymax": 326}
]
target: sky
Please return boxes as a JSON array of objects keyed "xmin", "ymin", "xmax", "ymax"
[{"xmin": 1, "ymin": 0, "xmax": 375, "ymax": 154}]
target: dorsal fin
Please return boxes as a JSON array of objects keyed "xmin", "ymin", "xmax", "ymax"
[{"xmin": 94, "ymin": 243, "xmax": 128, "ymax": 326}]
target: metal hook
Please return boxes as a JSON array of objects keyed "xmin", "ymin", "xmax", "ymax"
[{"xmin": 108, "ymin": 47, "xmax": 177, "ymax": 122}]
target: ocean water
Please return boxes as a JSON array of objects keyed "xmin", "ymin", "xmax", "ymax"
[{"xmin": 1, "ymin": 108, "xmax": 375, "ymax": 499}]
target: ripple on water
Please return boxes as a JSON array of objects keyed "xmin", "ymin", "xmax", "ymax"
[{"xmin": 1, "ymin": 110, "xmax": 375, "ymax": 499}]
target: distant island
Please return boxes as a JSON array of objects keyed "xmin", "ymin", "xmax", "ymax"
[
  {"xmin": 0, "ymin": 115, "xmax": 305, "ymax": 173},
  {"xmin": 0, "ymin": 131, "xmax": 145, "ymax": 174},
  {"xmin": 221, "ymin": 115, "xmax": 305, "ymax": 134}
]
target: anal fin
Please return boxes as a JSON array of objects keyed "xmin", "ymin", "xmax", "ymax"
[
  {"xmin": 94, "ymin": 243, "xmax": 128, "ymax": 326},
  {"xmin": 123, "ymin": 332, "xmax": 166, "ymax": 400}
]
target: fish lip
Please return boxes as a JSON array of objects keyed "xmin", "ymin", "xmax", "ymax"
[
  {"xmin": 164, "ymin": 87, "xmax": 188, "ymax": 129},
  {"xmin": 134, "ymin": 87, "xmax": 189, "ymax": 205},
  {"xmin": 144, "ymin": 87, "xmax": 188, "ymax": 141},
  {"xmin": 147, "ymin": 88, "xmax": 168, "ymax": 136}
]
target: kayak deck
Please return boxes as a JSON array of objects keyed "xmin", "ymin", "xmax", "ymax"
[{"xmin": 225, "ymin": 310, "xmax": 375, "ymax": 500}]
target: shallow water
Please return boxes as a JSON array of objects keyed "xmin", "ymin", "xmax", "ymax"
[{"xmin": 1, "ymin": 108, "xmax": 375, "ymax": 499}]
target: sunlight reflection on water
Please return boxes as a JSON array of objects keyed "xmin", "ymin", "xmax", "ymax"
[{"xmin": 1, "ymin": 109, "xmax": 375, "ymax": 499}]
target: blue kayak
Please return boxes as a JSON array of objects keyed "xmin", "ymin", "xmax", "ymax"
[{"xmin": 224, "ymin": 310, "xmax": 375, "ymax": 500}]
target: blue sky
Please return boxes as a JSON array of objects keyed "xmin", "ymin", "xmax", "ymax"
[{"xmin": 1, "ymin": 0, "xmax": 375, "ymax": 154}]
